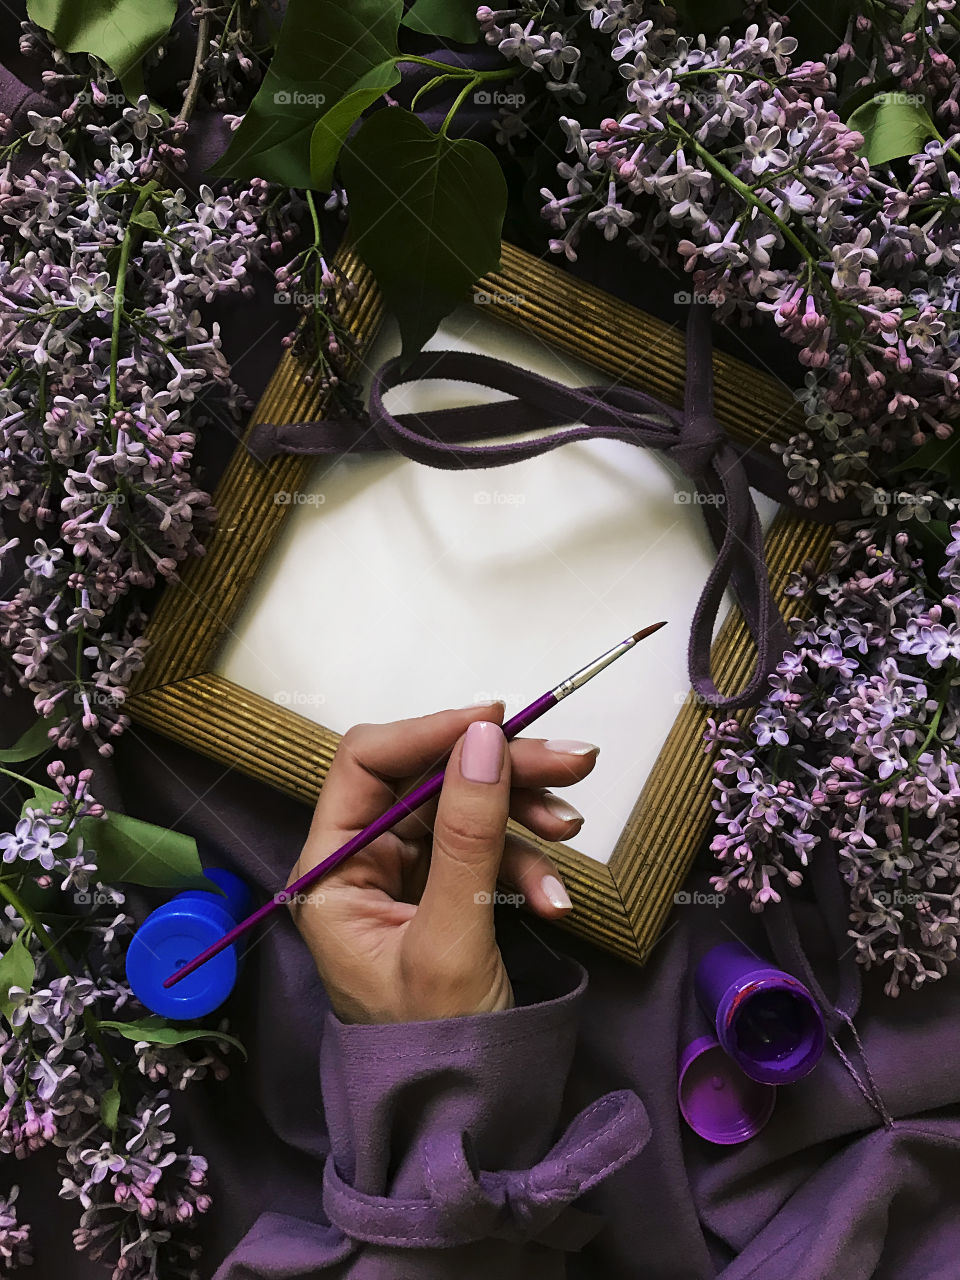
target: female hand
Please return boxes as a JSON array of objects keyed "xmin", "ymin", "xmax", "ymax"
[{"xmin": 287, "ymin": 704, "xmax": 599, "ymax": 1024}]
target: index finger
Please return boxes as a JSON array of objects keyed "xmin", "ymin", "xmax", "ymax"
[{"xmin": 307, "ymin": 704, "xmax": 506, "ymax": 842}]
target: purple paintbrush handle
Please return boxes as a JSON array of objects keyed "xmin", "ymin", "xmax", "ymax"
[{"xmin": 164, "ymin": 692, "xmax": 558, "ymax": 987}]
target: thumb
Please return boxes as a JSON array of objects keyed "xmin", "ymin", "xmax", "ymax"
[{"xmin": 412, "ymin": 719, "xmax": 510, "ymax": 955}]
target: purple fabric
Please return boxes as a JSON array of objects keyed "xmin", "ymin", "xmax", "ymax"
[
  {"xmin": 246, "ymin": 311, "xmax": 856, "ymax": 711},
  {"xmin": 5, "ymin": 32, "xmax": 960, "ymax": 1280}
]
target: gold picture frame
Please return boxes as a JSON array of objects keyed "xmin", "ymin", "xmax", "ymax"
[{"xmin": 127, "ymin": 241, "xmax": 833, "ymax": 965}]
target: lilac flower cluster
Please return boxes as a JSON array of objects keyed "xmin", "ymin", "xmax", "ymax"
[
  {"xmin": 0, "ymin": 1188, "xmax": 31, "ymax": 1269},
  {"xmin": 0, "ymin": 759, "xmax": 229, "ymax": 1277},
  {"xmin": 706, "ymin": 520, "xmax": 960, "ymax": 995},
  {"xmin": 1, "ymin": 96, "xmax": 254, "ymax": 753},
  {"xmin": 0, "ymin": 11, "xmax": 298, "ymax": 1275},
  {"xmin": 482, "ymin": 2, "xmax": 960, "ymax": 509},
  {"xmin": 1, "ymin": 14, "xmax": 358, "ymax": 757}
]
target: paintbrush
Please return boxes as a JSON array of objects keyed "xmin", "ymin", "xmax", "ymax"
[{"xmin": 165, "ymin": 620, "xmax": 667, "ymax": 988}]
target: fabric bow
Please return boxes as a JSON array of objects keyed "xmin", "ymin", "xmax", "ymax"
[
  {"xmin": 246, "ymin": 303, "xmax": 845, "ymax": 709},
  {"xmin": 321, "ymin": 1089, "xmax": 650, "ymax": 1251}
]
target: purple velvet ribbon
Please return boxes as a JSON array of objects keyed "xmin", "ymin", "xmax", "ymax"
[{"xmin": 247, "ymin": 303, "xmax": 844, "ymax": 710}]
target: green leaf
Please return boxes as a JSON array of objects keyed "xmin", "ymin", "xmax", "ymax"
[
  {"xmin": 0, "ymin": 717, "xmax": 58, "ymax": 763},
  {"xmin": 20, "ymin": 788, "xmax": 216, "ymax": 892},
  {"xmin": 903, "ymin": 0, "xmax": 926, "ymax": 31},
  {"xmin": 0, "ymin": 937, "xmax": 36, "ymax": 1024},
  {"xmin": 309, "ymin": 62, "xmax": 401, "ymax": 191},
  {"xmin": 130, "ymin": 209, "xmax": 162, "ymax": 233},
  {"xmin": 847, "ymin": 92, "xmax": 937, "ymax": 166},
  {"xmin": 341, "ymin": 108, "xmax": 507, "ymax": 362},
  {"xmin": 841, "ymin": 76, "xmax": 898, "ymax": 123},
  {"xmin": 212, "ymin": 0, "xmax": 403, "ymax": 188},
  {"xmin": 889, "ymin": 436, "xmax": 960, "ymax": 486},
  {"xmin": 100, "ymin": 1086, "xmax": 121, "ymax": 1129},
  {"xmin": 913, "ymin": 518, "xmax": 951, "ymax": 583},
  {"xmin": 100, "ymin": 1016, "xmax": 247, "ymax": 1059},
  {"xmin": 402, "ymin": 0, "xmax": 481, "ymax": 42},
  {"xmin": 25, "ymin": 0, "xmax": 177, "ymax": 100},
  {"xmin": 78, "ymin": 810, "xmax": 208, "ymax": 889}
]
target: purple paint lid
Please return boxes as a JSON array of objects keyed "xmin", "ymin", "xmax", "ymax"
[{"xmin": 678, "ymin": 1036, "xmax": 776, "ymax": 1144}]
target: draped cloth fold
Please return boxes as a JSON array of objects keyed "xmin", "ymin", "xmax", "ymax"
[
  {"xmin": 321, "ymin": 1090, "xmax": 649, "ymax": 1251},
  {"xmin": 246, "ymin": 303, "xmax": 843, "ymax": 710}
]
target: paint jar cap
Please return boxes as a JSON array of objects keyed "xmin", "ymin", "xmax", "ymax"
[
  {"xmin": 126, "ymin": 897, "xmax": 237, "ymax": 1021},
  {"xmin": 678, "ymin": 1036, "xmax": 776, "ymax": 1144}
]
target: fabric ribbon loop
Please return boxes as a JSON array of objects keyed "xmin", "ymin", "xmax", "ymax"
[
  {"xmin": 321, "ymin": 1089, "xmax": 649, "ymax": 1252},
  {"xmin": 245, "ymin": 303, "xmax": 851, "ymax": 709}
]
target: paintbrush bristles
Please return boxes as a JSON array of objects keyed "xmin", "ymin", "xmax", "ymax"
[{"xmin": 631, "ymin": 621, "xmax": 668, "ymax": 642}]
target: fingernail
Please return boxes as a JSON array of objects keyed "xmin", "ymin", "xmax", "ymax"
[
  {"xmin": 461, "ymin": 720, "xmax": 504, "ymax": 783},
  {"xmin": 543, "ymin": 739, "xmax": 600, "ymax": 757},
  {"xmin": 540, "ymin": 793, "xmax": 584, "ymax": 825},
  {"xmin": 460, "ymin": 698, "xmax": 504, "ymax": 709},
  {"xmin": 541, "ymin": 874, "xmax": 572, "ymax": 910}
]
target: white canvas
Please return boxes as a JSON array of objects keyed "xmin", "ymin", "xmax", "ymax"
[{"xmin": 217, "ymin": 305, "xmax": 777, "ymax": 862}]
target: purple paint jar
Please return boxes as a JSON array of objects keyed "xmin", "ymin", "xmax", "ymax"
[
  {"xmin": 677, "ymin": 1036, "xmax": 776, "ymax": 1144},
  {"xmin": 694, "ymin": 941, "xmax": 825, "ymax": 1086}
]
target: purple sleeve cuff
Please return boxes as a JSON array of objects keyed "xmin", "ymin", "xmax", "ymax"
[{"xmin": 215, "ymin": 956, "xmax": 650, "ymax": 1277}]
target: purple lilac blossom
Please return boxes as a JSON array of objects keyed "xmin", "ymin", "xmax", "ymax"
[
  {"xmin": 482, "ymin": 3, "xmax": 960, "ymax": 515},
  {"xmin": 705, "ymin": 521, "xmax": 960, "ymax": 997}
]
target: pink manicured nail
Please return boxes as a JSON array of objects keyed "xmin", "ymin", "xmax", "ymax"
[
  {"xmin": 543, "ymin": 739, "xmax": 599, "ymax": 757},
  {"xmin": 461, "ymin": 720, "xmax": 504, "ymax": 783},
  {"xmin": 541, "ymin": 875, "xmax": 572, "ymax": 910}
]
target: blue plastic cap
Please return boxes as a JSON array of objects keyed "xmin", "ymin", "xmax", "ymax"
[
  {"xmin": 197, "ymin": 868, "xmax": 255, "ymax": 922},
  {"xmin": 126, "ymin": 898, "xmax": 238, "ymax": 1021}
]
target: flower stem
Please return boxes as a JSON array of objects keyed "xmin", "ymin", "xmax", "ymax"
[
  {"xmin": 179, "ymin": 10, "xmax": 213, "ymax": 124},
  {"xmin": 0, "ymin": 879, "xmax": 121, "ymax": 1083},
  {"xmin": 442, "ymin": 76, "xmax": 480, "ymax": 137},
  {"xmin": 666, "ymin": 115, "xmax": 849, "ymax": 326},
  {"xmin": 109, "ymin": 180, "xmax": 159, "ymax": 422}
]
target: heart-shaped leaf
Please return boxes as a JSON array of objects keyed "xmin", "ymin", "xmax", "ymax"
[
  {"xmin": 0, "ymin": 937, "xmax": 36, "ymax": 1025},
  {"xmin": 20, "ymin": 788, "xmax": 214, "ymax": 892},
  {"xmin": 402, "ymin": 0, "xmax": 481, "ymax": 42},
  {"xmin": 0, "ymin": 717, "xmax": 58, "ymax": 763},
  {"xmin": 100, "ymin": 1016, "xmax": 247, "ymax": 1058},
  {"xmin": 26, "ymin": 0, "xmax": 177, "ymax": 100},
  {"xmin": 889, "ymin": 435, "xmax": 960, "ymax": 485},
  {"xmin": 341, "ymin": 108, "xmax": 507, "ymax": 361},
  {"xmin": 847, "ymin": 92, "xmax": 937, "ymax": 166},
  {"xmin": 309, "ymin": 62, "xmax": 401, "ymax": 191},
  {"xmin": 213, "ymin": 0, "xmax": 403, "ymax": 188}
]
